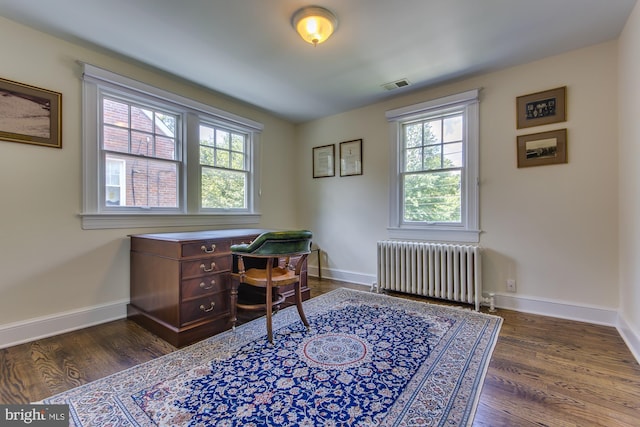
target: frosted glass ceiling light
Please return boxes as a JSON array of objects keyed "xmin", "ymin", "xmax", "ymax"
[{"xmin": 292, "ymin": 6, "xmax": 338, "ymax": 47}]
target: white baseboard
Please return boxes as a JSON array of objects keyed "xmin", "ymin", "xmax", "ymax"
[
  {"xmin": 493, "ymin": 292, "xmax": 618, "ymax": 326},
  {"xmin": 617, "ymin": 313, "xmax": 640, "ymax": 364},
  {"xmin": 0, "ymin": 299, "xmax": 128, "ymax": 349}
]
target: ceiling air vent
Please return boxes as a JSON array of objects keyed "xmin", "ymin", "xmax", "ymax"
[{"xmin": 382, "ymin": 79, "xmax": 411, "ymax": 91}]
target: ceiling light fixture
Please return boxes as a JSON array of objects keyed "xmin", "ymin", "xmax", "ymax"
[{"xmin": 291, "ymin": 6, "xmax": 338, "ymax": 47}]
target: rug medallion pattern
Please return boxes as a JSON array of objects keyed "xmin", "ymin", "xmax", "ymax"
[{"xmin": 43, "ymin": 288, "xmax": 502, "ymax": 426}]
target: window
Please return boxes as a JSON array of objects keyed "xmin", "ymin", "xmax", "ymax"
[
  {"xmin": 102, "ymin": 97, "xmax": 179, "ymax": 209},
  {"xmin": 386, "ymin": 89, "xmax": 480, "ymax": 243},
  {"xmin": 81, "ymin": 63, "xmax": 263, "ymax": 229},
  {"xmin": 199, "ymin": 124, "xmax": 248, "ymax": 210}
]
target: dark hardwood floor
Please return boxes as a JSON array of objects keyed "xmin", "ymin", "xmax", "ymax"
[{"xmin": 1, "ymin": 277, "xmax": 639, "ymax": 426}]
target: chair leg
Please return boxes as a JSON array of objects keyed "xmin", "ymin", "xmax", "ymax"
[
  {"xmin": 266, "ymin": 280, "xmax": 274, "ymax": 344},
  {"xmin": 295, "ymin": 280, "xmax": 310, "ymax": 330},
  {"xmin": 229, "ymin": 276, "xmax": 239, "ymax": 330}
]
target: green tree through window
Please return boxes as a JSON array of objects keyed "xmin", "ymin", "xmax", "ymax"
[
  {"xmin": 200, "ymin": 125, "xmax": 247, "ymax": 209},
  {"xmin": 402, "ymin": 114, "xmax": 463, "ymax": 223}
]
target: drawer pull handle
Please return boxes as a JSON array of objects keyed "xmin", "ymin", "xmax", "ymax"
[
  {"xmin": 199, "ymin": 302, "xmax": 215, "ymax": 312},
  {"xmin": 200, "ymin": 262, "xmax": 216, "ymax": 272},
  {"xmin": 200, "ymin": 280, "xmax": 216, "ymax": 290},
  {"xmin": 201, "ymin": 244, "xmax": 216, "ymax": 253}
]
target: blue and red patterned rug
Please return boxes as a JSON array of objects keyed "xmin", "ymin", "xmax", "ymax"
[{"xmin": 44, "ymin": 288, "xmax": 502, "ymax": 426}]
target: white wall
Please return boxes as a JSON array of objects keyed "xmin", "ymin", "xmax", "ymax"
[
  {"xmin": 297, "ymin": 41, "xmax": 621, "ymax": 324},
  {"xmin": 618, "ymin": 1, "xmax": 640, "ymax": 359},
  {"xmin": 0, "ymin": 17, "xmax": 298, "ymax": 345}
]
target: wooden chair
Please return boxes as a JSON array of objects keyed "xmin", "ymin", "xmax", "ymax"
[{"xmin": 230, "ymin": 230, "xmax": 312, "ymax": 343}]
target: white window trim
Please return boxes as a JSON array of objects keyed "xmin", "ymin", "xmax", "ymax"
[
  {"xmin": 386, "ymin": 89, "xmax": 480, "ymax": 243},
  {"xmin": 79, "ymin": 63, "xmax": 263, "ymax": 230}
]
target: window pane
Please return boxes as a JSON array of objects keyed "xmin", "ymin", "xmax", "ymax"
[
  {"xmin": 216, "ymin": 129, "xmax": 230, "ymax": 149},
  {"xmin": 155, "ymin": 135, "xmax": 176, "ymax": 160},
  {"xmin": 404, "ymin": 123, "xmax": 422, "ymax": 148},
  {"xmin": 105, "ymin": 154, "xmax": 178, "ymax": 208},
  {"xmin": 200, "ymin": 125, "xmax": 215, "ymax": 147},
  {"xmin": 156, "ymin": 113, "xmax": 176, "ymax": 137},
  {"xmin": 131, "ymin": 106, "xmax": 153, "ymax": 132},
  {"xmin": 443, "ymin": 115, "xmax": 462, "ymax": 143},
  {"xmin": 131, "ymin": 131, "xmax": 152, "ymax": 156},
  {"xmin": 443, "ymin": 142, "xmax": 463, "ymax": 167},
  {"xmin": 405, "ymin": 147, "xmax": 422, "ymax": 172},
  {"xmin": 424, "ymin": 119, "xmax": 441, "ymax": 145},
  {"xmin": 423, "ymin": 145, "xmax": 442, "ymax": 170},
  {"xmin": 200, "ymin": 146, "xmax": 215, "ymax": 166},
  {"xmin": 201, "ymin": 167, "xmax": 246, "ymax": 209},
  {"xmin": 216, "ymin": 149, "xmax": 230, "ymax": 168},
  {"xmin": 103, "ymin": 126, "xmax": 129, "ymax": 153},
  {"xmin": 231, "ymin": 152, "xmax": 245, "ymax": 170},
  {"xmin": 231, "ymin": 134, "xmax": 244, "ymax": 152},
  {"xmin": 403, "ymin": 170, "xmax": 461, "ymax": 223},
  {"xmin": 103, "ymin": 98, "xmax": 128, "ymax": 127}
]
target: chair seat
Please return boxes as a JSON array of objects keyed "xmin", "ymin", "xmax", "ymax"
[{"xmin": 241, "ymin": 267, "xmax": 300, "ymax": 287}]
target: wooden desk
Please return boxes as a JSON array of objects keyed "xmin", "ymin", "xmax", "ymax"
[{"xmin": 127, "ymin": 229, "xmax": 310, "ymax": 347}]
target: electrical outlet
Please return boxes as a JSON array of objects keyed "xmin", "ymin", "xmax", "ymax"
[{"xmin": 506, "ymin": 279, "xmax": 516, "ymax": 292}]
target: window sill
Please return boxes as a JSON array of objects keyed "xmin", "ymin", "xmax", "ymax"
[
  {"xmin": 387, "ymin": 227, "xmax": 480, "ymax": 244},
  {"xmin": 79, "ymin": 212, "xmax": 261, "ymax": 230}
]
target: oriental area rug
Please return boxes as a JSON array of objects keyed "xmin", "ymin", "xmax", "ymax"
[{"xmin": 43, "ymin": 288, "xmax": 502, "ymax": 426}]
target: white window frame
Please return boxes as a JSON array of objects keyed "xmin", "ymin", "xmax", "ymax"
[
  {"xmin": 100, "ymin": 94, "xmax": 184, "ymax": 213},
  {"xmin": 80, "ymin": 63, "xmax": 263, "ymax": 230},
  {"xmin": 386, "ymin": 89, "xmax": 480, "ymax": 243},
  {"xmin": 198, "ymin": 120, "xmax": 252, "ymax": 212}
]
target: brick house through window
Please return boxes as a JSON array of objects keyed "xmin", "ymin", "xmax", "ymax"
[{"xmin": 103, "ymin": 97, "xmax": 179, "ymax": 208}]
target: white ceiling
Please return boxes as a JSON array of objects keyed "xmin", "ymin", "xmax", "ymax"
[{"xmin": 0, "ymin": 0, "xmax": 636, "ymax": 123}]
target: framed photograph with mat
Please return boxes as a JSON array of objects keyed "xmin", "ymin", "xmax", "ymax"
[
  {"xmin": 517, "ymin": 128, "xmax": 567, "ymax": 168},
  {"xmin": 0, "ymin": 77, "xmax": 62, "ymax": 148},
  {"xmin": 516, "ymin": 86, "xmax": 566, "ymax": 129}
]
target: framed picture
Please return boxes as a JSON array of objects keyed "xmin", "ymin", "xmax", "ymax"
[
  {"xmin": 0, "ymin": 77, "xmax": 62, "ymax": 148},
  {"xmin": 312, "ymin": 144, "xmax": 335, "ymax": 178},
  {"xmin": 339, "ymin": 139, "xmax": 362, "ymax": 177},
  {"xmin": 517, "ymin": 129, "xmax": 567, "ymax": 168},
  {"xmin": 516, "ymin": 86, "xmax": 566, "ymax": 129}
]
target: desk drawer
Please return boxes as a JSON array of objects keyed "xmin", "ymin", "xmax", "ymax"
[
  {"xmin": 182, "ymin": 256, "xmax": 231, "ymax": 278},
  {"xmin": 182, "ymin": 274, "xmax": 228, "ymax": 300},
  {"xmin": 180, "ymin": 293, "xmax": 229, "ymax": 326},
  {"xmin": 182, "ymin": 240, "xmax": 231, "ymax": 258}
]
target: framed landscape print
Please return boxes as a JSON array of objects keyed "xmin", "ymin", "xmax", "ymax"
[
  {"xmin": 516, "ymin": 86, "xmax": 566, "ymax": 129},
  {"xmin": 0, "ymin": 77, "xmax": 62, "ymax": 148},
  {"xmin": 517, "ymin": 129, "xmax": 567, "ymax": 168}
]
